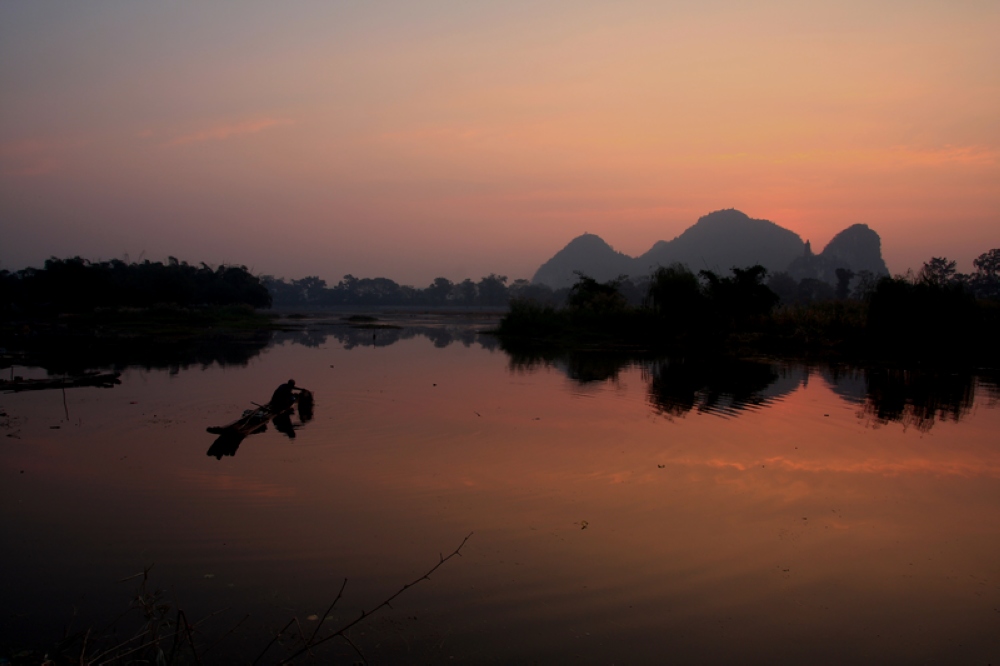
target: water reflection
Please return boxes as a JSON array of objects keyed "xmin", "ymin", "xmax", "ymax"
[
  {"xmin": 859, "ymin": 368, "xmax": 977, "ymax": 432},
  {"xmin": 11, "ymin": 312, "xmax": 997, "ymax": 436},
  {"xmin": 272, "ymin": 318, "xmax": 501, "ymax": 351},
  {"xmin": 501, "ymin": 345, "xmax": 647, "ymax": 384},
  {"xmin": 5, "ymin": 320, "xmax": 1000, "ymax": 663},
  {"xmin": 13, "ymin": 314, "xmax": 501, "ymax": 376},
  {"xmin": 28, "ymin": 332, "xmax": 274, "ymax": 375},
  {"xmin": 644, "ymin": 358, "xmax": 787, "ymax": 418},
  {"xmin": 819, "ymin": 365, "xmax": 868, "ymax": 404},
  {"xmin": 500, "ymin": 345, "xmax": 994, "ymax": 429},
  {"xmin": 973, "ymin": 368, "xmax": 999, "ymax": 404}
]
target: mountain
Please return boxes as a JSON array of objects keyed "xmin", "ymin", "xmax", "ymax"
[
  {"xmin": 635, "ymin": 209, "xmax": 805, "ymax": 276},
  {"xmin": 531, "ymin": 209, "xmax": 888, "ymax": 289},
  {"xmin": 786, "ymin": 224, "xmax": 889, "ymax": 283},
  {"xmin": 531, "ymin": 233, "xmax": 636, "ymax": 289}
]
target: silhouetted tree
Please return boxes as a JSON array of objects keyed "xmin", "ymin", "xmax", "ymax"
[
  {"xmin": 645, "ymin": 263, "xmax": 706, "ymax": 323},
  {"xmin": 477, "ymin": 274, "xmax": 509, "ymax": 306},
  {"xmin": 293, "ymin": 276, "xmax": 327, "ymax": 304},
  {"xmin": 835, "ymin": 268, "xmax": 855, "ymax": 300},
  {"xmin": 867, "ymin": 274, "xmax": 978, "ymax": 357},
  {"xmin": 971, "ymin": 248, "xmax": 1000, "ymax": 300},
  {"xmin": 700, "ymin": 265, "xmax": 778, "ymax": 324},
  {"xmin": 616, "ymin": 277, "xmax": 646, "ymax": 306},
  {"xmin": 767, "ymin": 272, "xmax": 798, "ymax": 305},
  {"xmin": 455, "ymin": 279, "xmax": 478, "ymax": 305},
  {"xmin": 919, "ymin": 257, "xmax": 960, "ymax": 287},
  {"xmin": 425, "ymin": 277, "xmax": 454, "ymax": 305},
  {"xmin": 795, "ymin": 277, "xmax": 835, "ymax": 304},
  {"xmin": 508, "ymin": 279, "xmax": 558, "ymax": 305},
  {"xmin": 567, "ymin": 274, "xmax": 628, "ymax": 314},
  {"xmin": 2, "ymin": 257, "xmax": 271, "ymax": 313},
  {"xmin": 851, "ymin": 270, "xmax": 878, "ymax": 300}
]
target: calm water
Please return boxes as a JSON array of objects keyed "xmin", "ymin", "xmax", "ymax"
[{"xmin": 2, "ymin": 314, "xmax": 999, "ymax": 664}]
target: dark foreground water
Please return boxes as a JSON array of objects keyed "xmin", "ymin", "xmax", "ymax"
[{"xmin": 2, "ymin": 314, "xmax": 999, "ymax": 664}]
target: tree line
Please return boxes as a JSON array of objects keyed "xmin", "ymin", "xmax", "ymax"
[
  {"xmin": 0, "ymin": 256, "xmax": 272, "ymax": 314},
  {"xmin": 264, "ymin": 273, "xmax": 525, "ymax": 307},
  {"xmin": 3, "ymin": 248, "xmax": 996, "ymax": 322},
  {"xmin": 498, "ymin": 248, "xmax": 1000, "ymax": 363}
]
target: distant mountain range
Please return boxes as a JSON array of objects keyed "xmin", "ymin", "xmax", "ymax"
[{"xmin": 532, "ymin": 209, "xmax": 889, "ymax": 288}]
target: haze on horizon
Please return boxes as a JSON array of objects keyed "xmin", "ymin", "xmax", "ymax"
[{"xmin": 1, "ymin": 1, "xmax": 997, "ymax": 287}]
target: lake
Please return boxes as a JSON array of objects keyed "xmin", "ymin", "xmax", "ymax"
[{"xmin": 2, "ymin": 313, "xmax": 999, "ymax": 664}]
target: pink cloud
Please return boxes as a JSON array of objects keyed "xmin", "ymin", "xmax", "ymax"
[{"xmin": 165, "ymin": 117, "xmax": 294, "ymax": 146}]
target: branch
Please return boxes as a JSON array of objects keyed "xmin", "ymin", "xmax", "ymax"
[
  {"xmin": 252, "ymin": 618, "xmax": 296, "ymax": 666},
  {"xmin": 200, "ymin": 613, "xmax": 249, "ymax": 656},
  {"xmin": 278, "ymin": 532, "xmax": 472, "ymax": 663},
  {"xmin": 307, "ymin": 578, "xmax": 348, "ymax": 644}
]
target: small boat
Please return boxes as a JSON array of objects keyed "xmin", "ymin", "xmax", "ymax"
[
  {"xmin": 0, "ymin": 372, "xmax": 122, "ymax": 392},
  {"xmin": 206, "ymin": 390, "xmax": 313, "ymax": 459},
  {"xmin": 206, "ymin": 390, "xmax": 312, "ymax": 437}
]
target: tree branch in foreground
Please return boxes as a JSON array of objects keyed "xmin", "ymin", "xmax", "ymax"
[{"xmin": 275, "ymin": 531, "xmax": 474, "ymax": 664}]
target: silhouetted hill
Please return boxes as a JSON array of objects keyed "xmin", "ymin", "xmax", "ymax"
[
  {"xmin": 786, "ymin": 223, "xmax": 889, "ymax": 283},
  {"xmin": 531, "ymin": 209, "xmax": 889, "ymax": 289},
  {"xmin": 532, "ymin": 233, "xmax": 636, "ymax": 288},
  {"xmin": 636, "ymin": 209, "xmax": 805, "ymax": 276}
]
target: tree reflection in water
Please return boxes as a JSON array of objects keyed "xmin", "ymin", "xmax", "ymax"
[
  {"xmin": 859, "ymin": 368, "xmax": 977, "ymax": 432},
  {"xmin": 29, "ymin": 330, "xmax": 274, "ymax": 376},
  {"xmin": 644, "ymin": 358, "xmax": 781, "ymax": 418},
  {"xmin": 500, "ymin": 342, "xmax": 651, "ymax": 384},
  {"xmin": 500, "ymin": 341, "xmax": 994, "ymax": 430},
  {"xmin": 270, "ymin": 316, "xmax": 500, "ymax": 351}
]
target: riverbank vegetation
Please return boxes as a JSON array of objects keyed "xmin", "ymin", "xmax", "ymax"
[
  {"xmin": 262, "ymin": 272, "xmax": 534, "ymax": 308},
  {"xmin": 0, "ymin": 257, "xmax": 275, "ymax": 368},
  {"xmin": 497, "ymin": 250, "xmax": 1000, "ymax": 365},
  {"xmin": 1, "ymin": 256, "xmax": 271, "ymax": 313}
]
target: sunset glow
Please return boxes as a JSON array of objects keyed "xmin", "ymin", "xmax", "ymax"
[{"xmin": 2, "ymin": 1, "xmax": 997, "ymax": 283}]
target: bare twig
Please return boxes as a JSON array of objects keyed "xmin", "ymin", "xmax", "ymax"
[
  {"xmin": 251, "ymin": 618, "xmax": 296, "ymax": 666},
  {"xmin": 293, "ymin": 617, "xmax": 314, "ymax": 659},
  {"xmin": 88, "ymin": 626, "xmax": 156, "ymax": 663},
  {"xmin": 339, "ymin": 633, "xmax": 369, "ymax": 665},
  {"xmin": 63, "ymin": 605, "xmax": 79, "ymax": 643},
  {"xmin": 93, "ymin": 631, "xmax": 172, "ymax": 665},
  {"xmin": 179, "ymin": 610, "xmax": 204, "ymax": 666},
  {"xmin": 192, "ymin": 606, "xmax": 233, "ymax": 629},
  {"xmin": 307, "ymin": 578, "xmax": 348, "ymax": 644},
  {"xmin": 77, "ymin": 627, "xmax": 90, "ymax": 666},
  {"xmin": 117, "ymin": 563, "xmax": 155, "ymax": 583},
  {"xmin": 201, "ymin": 613, "xmax": 249, "ymax": 655},
  {"xmin": 166, "ymin": 608, "xmax": 185, "ymax": 665},
  {"xmin": 278, "ymin": 532, "xmax": 473, "ymax": 663}
]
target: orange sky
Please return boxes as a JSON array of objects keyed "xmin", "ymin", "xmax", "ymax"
[{"xmin": 1, "ymin": 1, "xmax": 997, "ymax": 285}]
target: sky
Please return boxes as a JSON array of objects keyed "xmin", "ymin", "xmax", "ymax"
[{"xmin": 1, "ymin": 0, "xmax": 997, "ymax": 285}]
